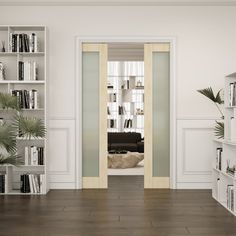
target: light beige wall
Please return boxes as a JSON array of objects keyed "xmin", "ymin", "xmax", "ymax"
[
  {"xmin": 0, "ymin": 6, "xmax": 235, "ymax": 119},
  {"xmin": 1, "ymin": 5, "xmax": 236, "ymax": 188}
]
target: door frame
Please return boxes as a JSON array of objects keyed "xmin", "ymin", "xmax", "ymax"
[{"xmin": 75, "ymin": 36, "xmax": 177, "ymax": 189}]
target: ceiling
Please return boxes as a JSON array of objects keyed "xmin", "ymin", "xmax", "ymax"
[{"xmin": 0, "ymin": 0, "xmax": 236, "ymax": 5}]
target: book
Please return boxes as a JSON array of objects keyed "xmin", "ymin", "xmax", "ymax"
[
  {"xmin": 216, "ymin": 147, "xmax": 222, "ymax": 170},
  {"xmin": 25, "ymin": 146, "xmax": 29, "ymax": 165},
  {"xmin": 20, "ymin": 174, "xmax": 31, "ymax": 193},
  {"xmin": 31, "ymin": 146, "xmax": 38, "ymax": 165},
  {"xmin": 227, "ymin": 185, "xmax": 234, "ymax": 211},
  {"xmin": 0, "ymin": 175, "xmax": 5, "ymax": 193}
]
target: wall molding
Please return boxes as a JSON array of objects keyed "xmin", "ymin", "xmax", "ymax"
[
  {"xmin": 177, "ymin": 119, "xmax": 214, "ymax": 189},
  {"xmin": 0, "ymin": 1, "xmax": 236, "ymax": 6},
  {"xmin": 182, "ymin": 127, "xmax": 212, "ymax": 176},
  {"xmin": 49, "ymin": 119, "xmax": 76, "ymax": 189}
]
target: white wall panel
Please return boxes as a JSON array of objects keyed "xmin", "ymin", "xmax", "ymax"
[
  {"xmin": 177, "ymin": 119, "xmax": 215, "ymax": 189},
  {"xmin": 49, "ymin": 119, "xmax": 76, "ymax": 189}
]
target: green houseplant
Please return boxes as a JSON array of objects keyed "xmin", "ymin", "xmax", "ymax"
[
  {"xmin": 0, "ymin": 92, "xmax": 46, "ymax": 165},
  {"xmin": 197, "ymin": 87, "xmax": 224, "ymax": 139}
]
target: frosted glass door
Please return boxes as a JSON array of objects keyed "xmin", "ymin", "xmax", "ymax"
[
  {"xmin": 82, "ymin": 52, "xmax": 100, "ymax": 177},
  {"xmin": 152, "ymin": 52, "xmax": 170, "ymax": 177},
  {"xmin": 144, "ymin": 43, "xmax": 170, "ymax": 188},
  {"xmin": 82, "ymin": 44, "xmax": 107, "ymax": 188}
]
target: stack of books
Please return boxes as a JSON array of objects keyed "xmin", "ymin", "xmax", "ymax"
[
  {"xmin": 227, "ymin": 185, "xmax": 234, "ymax": 211},
  {"xmin": 18, "ymin": 61, "xmax": 38, "ymax": 81},
  {"xmin": 0, "ymin": 174, "xmax": 6, "ymax": 193},
  {"xmin": 118, "ymin": 106, "xmax": 126, "ymax": 115},
  {"xmin": 20, "ymin": 174, "xmax": 44, "ymax": 194},
  {"xmin": 108, "ymin": 119, "xmax": 116, "ymax": 128},
  {"xmin": 216, "ymin": 147, "xmax": 223, "ymax": 170},
  {"xmin": 11, "ymin": 89, "xmax": 38, "ymax": 109},
  {"xmin": 229, "ymin": 82, "xmax": 236, "ymax": 106},
  {"xmin": 9, "ymin": 33, "xmax": 38, "ymax": 53},
  {"xmin": 124, "ymin": 119, "xmax": 133, "ymax": 128},
  {"xmin": 25, "ymin": 146, "xmax": 44, "ymax": 166}
]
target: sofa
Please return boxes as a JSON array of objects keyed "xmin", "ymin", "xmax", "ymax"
[{"xmin": 108, "ymin": 132, "xmax": 144, "ymax": 153}]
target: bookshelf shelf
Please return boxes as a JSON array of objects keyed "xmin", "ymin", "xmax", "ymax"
[
  {"xmin": 0, "ymin": 25, "xmax": 48, "ymax": 195},
  {"xmin": 212, "ymin": 72, "xmax": 236, "ymax": 216}
]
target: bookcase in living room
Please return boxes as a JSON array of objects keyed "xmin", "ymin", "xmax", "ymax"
[
  {"xmin": 107, "ymin": 61, "xmax": 144, "ymax": 137},
  {"xmin": 0, "ymin": 25, "xmax": 48, "ymax": 195},
  {"xmin": 212, "ymin": 72, "xmax": 236, "ymax": 215}
]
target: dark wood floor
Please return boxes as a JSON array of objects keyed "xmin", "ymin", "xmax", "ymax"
[{"xmin": 1, "ymin": 176, "xmax": 236, "ymax": 236}]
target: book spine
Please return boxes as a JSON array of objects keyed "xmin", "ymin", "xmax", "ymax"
[
  {"xmin": 9, "ymin": 33, "xmax": 12, "ymax": 52},
  {"xmin": 25, "ymin": 146, "xmax": 29, "ymax": 165},
  {"xmin": 32, "ymin": 90, "xmax": 38, "ymax": 109}
]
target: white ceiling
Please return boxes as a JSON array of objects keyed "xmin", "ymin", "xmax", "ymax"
[{"xmin": 0, "ymin": 0, "xmax": 236, "ymax": 5}]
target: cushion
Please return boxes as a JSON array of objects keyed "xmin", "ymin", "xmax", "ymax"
[
  {"xmin": 110, "ymin": 143, "xmax": 138, "ymax": 152},
  {"xmin": 108, "ymin": 132, "xmax": 141, "ymax": 143},
  {"xmin": 108, "ymin": 152, "xmax": 144, "ymax": 169}
]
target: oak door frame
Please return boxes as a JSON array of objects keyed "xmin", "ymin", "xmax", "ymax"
[{"xmin": 75, "ymin": 36, "xmax": 177, "ymax": 189}]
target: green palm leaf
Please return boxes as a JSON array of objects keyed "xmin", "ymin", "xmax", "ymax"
[
  {"xmin": 214, "ymin": 121, "xmax": 224, "ymax": 139},
  {"xmin": 14, "ymin": 115, "xmax": 46, "ymax": 139},
  {"xmin": 0, "ymin": 92, "xmax": 20, "ymax": 110},
  {"xmin": 0, "ymin": 122, "xmax": 16, "ymax": 153},
  {"xmin": 197, "ymin": 87, "xmax": 224, "ymax": 118},
  {"xmin": 215, "ymin": 90, "xmax": 224, "ymax": 104},
  {"xmin": 0, "ymin": 153, "xmax": 21, "ymax": 165},
  {"xmin": 197, "ymin": 87, "xmax": 223, "ymax": 104}
]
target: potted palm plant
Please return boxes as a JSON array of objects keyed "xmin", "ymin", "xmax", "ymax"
[
  {"xmin": 0, "ymin": 92, "xmax": 46, "ymax": 166},
  {"xmin": 197, "ymin": 87, "xmax": 224, "ymax": 139}
]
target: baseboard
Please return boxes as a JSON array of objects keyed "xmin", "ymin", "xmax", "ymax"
[{"xmin": 176, "ymin": 182, "xmax": 211, "ymax": 189}]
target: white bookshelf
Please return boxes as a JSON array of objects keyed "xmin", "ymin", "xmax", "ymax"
[
  {"xmin": 107, "ymin": 61, "xmax": 144, "ymax": 137},
  {"xmin": 212, "ymin": 72, "xmax": 236, "ymax": 215},
  {"xmin": 0, "ymin": 25, "xmax": 48, "ymax": 195}
]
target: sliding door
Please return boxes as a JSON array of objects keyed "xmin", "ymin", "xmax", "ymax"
[
  {"xmin": 82, "ymin": 44, "xmax": 108, "ymax": 188},
  {"xmin": 144, "ymin": 43, "xmax": 170, "ymax": 188}
]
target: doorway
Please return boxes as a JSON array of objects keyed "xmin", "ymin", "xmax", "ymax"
[{"xmin": 76, "ymin": 38, "xmax": 176, "ymax": 189}]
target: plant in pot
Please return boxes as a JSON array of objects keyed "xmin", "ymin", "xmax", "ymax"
[
  {"xmin": 0, "ymin": 92, "xmax": 46, "ymax": 166},
  {"xmin": 197, "ymin": 87, "xmax": 224, "ymax": 139}
]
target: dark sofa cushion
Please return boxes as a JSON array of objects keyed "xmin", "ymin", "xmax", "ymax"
[
  {"xmin": 110, "ymin": 143, "xmax": 138, "ymax": 152},
  {"xmin": 108, "ymin": 132, "xmax": 141, "ymax": 144}
]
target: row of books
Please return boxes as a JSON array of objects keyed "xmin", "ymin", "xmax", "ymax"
[
  {"xmin": 108, "ymin": 93, "xmax": 117, "ymax": 102},
  {"xmin": 216, "ymin": 147, "xmax": 223, "ymax": 170},
  {"xmin": 11, "ymin": 89, "xmax": 38, "ymax": 109},
  {"xmin": 124, "ymin": 119, "xmax": 133, "ymax": 128},
  {"xmin": 9, "ymin": 33, "xmax": 38, "ymax": 53},
  {"xmin": 0, "ymin": 175, "xmax": 6, "ymax": 193},
  {"xmin": 118, "ymin": 106, "xmax": 126, "ymax": 115},
  {"xmin": 25, "ymin": 146, "xmax": 44, "ymax": 166},
  {"xmin": 20, "ymin": 174, "xmax": 44, "ymax": 193},
  {"xmin": 108, "ymin": 119, "xmax": 116, "ymax": 128},
  {"xmin": 18, "ymin": 61, "xmax": 38, "ymax": 81},
  {"xmin": 229, "ymin": 82, "xmax": 236, "ymax": 107},
  {"xmin": 227, "ymin": 185, "xmax": 234, "ymax": 211}
]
